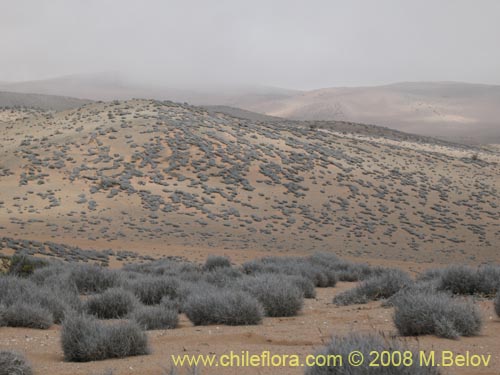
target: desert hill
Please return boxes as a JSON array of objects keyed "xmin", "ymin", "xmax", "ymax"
[
  {"xmin": 0, "ymin": 100, "xmax": 498, "ymax": 264},
  {"xmin": 0, "ymin": 91, "xmax": 92, "ymax": 111}
]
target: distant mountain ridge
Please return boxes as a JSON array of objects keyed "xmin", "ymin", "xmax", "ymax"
[
  {"xmin": 238, "ymin": 81, "xmax": 500, "ymax": 145},
  {"xmin": 0, "ymin": 90, "xmax": 92, "ymax": 111}
]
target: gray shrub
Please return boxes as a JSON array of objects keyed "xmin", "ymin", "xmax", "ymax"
[
  {"xmin": 203, "ymin": 255, "xmax": 231, "ymax": 271},
  {"xmin": 184, "ymin": 289, "xmax": 263, "ymax": 326},
  {"xmin": 437, "ymin": 264, "xmax": 500, "ymax": 296},
  {"xmin": 0, "ymin": 351, "xmax": 33, "ymax": 375},
  {"xmin": 0, "ymin": 274, "xmax": 78, "ymax": 323},
  {"xmin": 85, "ymin": 288, "xmax": 138, "ymax": 319},
  {"xmin": 68, "ymin": 264, "xmax": 120, "ymax": 294},
  {"xmin": 127, "ymin": 276, "xmax": 180, "ymax": 305},
  {"xmin": 131, "ymin": 304, "xmax": 179, "ymax": 330},
  {"xmin": 333, "ymin": 269, "xmax": 412, "ymax": 306},
  {"xmin": 0, "ymin": 302, "xmax": 53, "ymax": 329},
  {"xmin": 393, "ymin": 290, "xmax": 482, "ymax": 339},
  {"xmin": 61, "ymin": 314, "xmax": 149, "ymax": 362},
  {"xmin": 239, "ymin": 274, "xmax": 304, "ymax": 317}
]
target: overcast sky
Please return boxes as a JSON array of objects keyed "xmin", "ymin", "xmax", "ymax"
[{"xmin": 1, "ymin": 0, "xmax": 499, "ymax": 89}]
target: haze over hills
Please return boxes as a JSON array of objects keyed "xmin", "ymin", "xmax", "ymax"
[
  {"xmin": 0, "ymin": 99, "xmax": 498, "ymax": 265},
  {"xmin": 0, "ymin": 73, "xmax": 297, "ymax": 108},
  {"xmin": 235, "ymin": 81, "xmax": 500, "ymax": 145},
  {"xmin": 1, "ymin": 75, "xmax": 499, "ymax": 144}
]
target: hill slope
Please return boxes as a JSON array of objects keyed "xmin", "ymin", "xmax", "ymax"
[
  {"xmin": 0, "ymin": 91, "xmax": 92, "ymax": 111},
  {"xmin": 235, "ymin": 82, "xmax": 500, "ymax": 145},
  {"xmin": 0, "ymin": 100, "xmax": 498, "ymax": 264}
]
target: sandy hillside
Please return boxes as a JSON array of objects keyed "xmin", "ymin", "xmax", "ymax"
[{"xmin": 0, "ymin": 100, "xmax": 498, "ymax": 266}]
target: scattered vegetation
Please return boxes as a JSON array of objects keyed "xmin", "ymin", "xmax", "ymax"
[{"xmin": 0, "ymin": 251, "xmax": 492, "ymax": 370}]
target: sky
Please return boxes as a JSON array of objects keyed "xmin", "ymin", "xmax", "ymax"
[{"xmin": 1, "ymin": 0, "xmax": 499, "ymax": 90}]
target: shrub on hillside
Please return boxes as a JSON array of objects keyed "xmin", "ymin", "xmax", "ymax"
[
  {"xmin": 203, "ymin": 255, "xmax": 231, "ymax": 271},
  {"xmin": 85, "ymin": 288, "xmax": 138, "ymax": 319},
  {"xmin": 393, "ymin": 291, "xmax": 482, "ymax": 339},
  {"xmin": 305, "ymin": 333, "xmax": 440, "ymax": 375},
  {"xmin": 126, "ymin": 276, "xmax": 180, "ymax": 305},
  {"xmin": 0, "ymin": 351, "xmax": 32, "ymax": 375},
  {"xmin": 333, "ymin": 269, "xmax": 412, "ymax": 306},
  {"xmin": 131, "ymin": 304, "xmax": 179, "ymax": 330},
  {"xmin": 184, "ymin": 289, "xmax": 263, "ymax": 326},
  {"xmin": 61, "ymin": 314, "xmax": 149, "ymax": 362},
  {"xmin": 239, "ymin": 274, "xmax": 304, "ymax": 317}
]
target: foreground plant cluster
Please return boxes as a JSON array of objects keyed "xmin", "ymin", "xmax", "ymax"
[{"xmin": 0, "ymin": 253, "xmax": 499, "ymax": 374}]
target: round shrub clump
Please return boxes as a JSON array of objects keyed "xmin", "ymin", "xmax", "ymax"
[
  {"xmin": 85, "ymin": 288, "xmax": 138, "ymax": 319},
  {"xmin": 61, "ymin": 314, "xmax": 149, "ymax": 362},
  {"xmin": 0, "ymin": 350, "xmax": 33, "ymax": 375},
  {"xmin": 240, "ymin": 274, "xmax": 304, "ymax": 317},
  {"xmin": 184, "ymin": 289, "xmax": 263, "ymax": 326},
  {"xmin": 393, "ymin": 291, "xmax": 482, "ymax": 339},
  {"xmin": 131, "ymin": 305, "xmax": 179, "ymax": 330}
]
